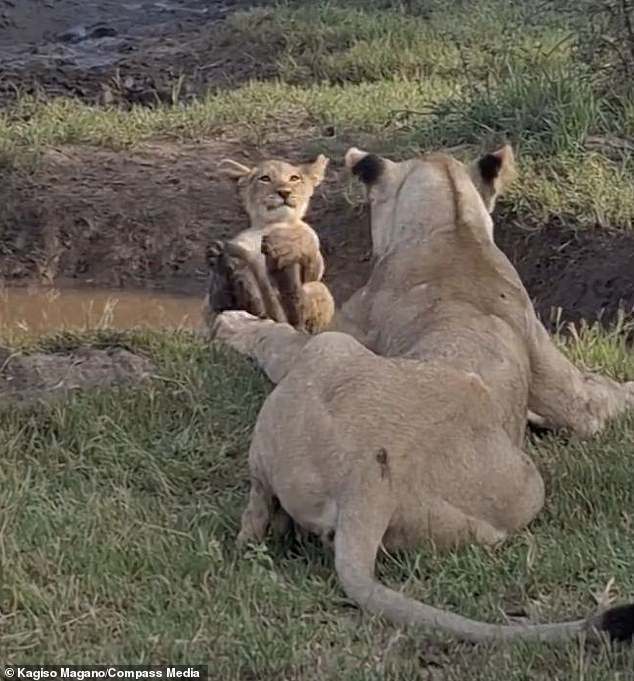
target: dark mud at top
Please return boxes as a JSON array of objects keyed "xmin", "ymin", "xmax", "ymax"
[
  {"xmin": 0, "ymin": 0, "xmax": 217, "ymax": 46},
  {"xmin": 0, "ymin": 0, "xmax": 262, "ymax": 106}
]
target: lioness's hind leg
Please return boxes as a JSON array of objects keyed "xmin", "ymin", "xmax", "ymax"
[
  {"xmin": 270, "ymin": 502, "xmax": 293, "ymax": 538},
  {"xmin": 238, "ymin": 477, "xmax": 273, "ymax": 546},
  {"xmin": 302, "ymin": 281, "xmax": 335, "ymax": 333},
  {"xmin": 528, "ymin": 320, "xmax": 634, "ymax": 437}
]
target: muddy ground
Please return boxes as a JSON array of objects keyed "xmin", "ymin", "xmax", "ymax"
[
  {"xmin": 0, "ymin": 0, "xmax": 633, "ymax": 330},
  {"xmin": 0, "ymin": 0, "xmax": 270, "ymax": 107}
]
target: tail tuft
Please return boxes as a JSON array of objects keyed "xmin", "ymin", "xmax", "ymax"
[{"xmin": 597, "ymin": 603, "xmax": 634, "ymax": 642}]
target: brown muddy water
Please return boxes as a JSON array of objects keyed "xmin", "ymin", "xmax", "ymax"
[{"xmin": 0, "ymin": 286, "xmax": 204, "ymax": 334}]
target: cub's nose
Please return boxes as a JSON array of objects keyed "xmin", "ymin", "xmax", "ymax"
[{"xmin": 277, "ymin": 188, "xmax": 292, "ymax": 200}]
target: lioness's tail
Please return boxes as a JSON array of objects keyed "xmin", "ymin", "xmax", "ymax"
[
  {"xmin": 333, "ymin": 452, "xmax": 634, "ymax": 645},
  {"xmin": 335, "ymin": 517, "xmax": 634, "ymax": 643}
]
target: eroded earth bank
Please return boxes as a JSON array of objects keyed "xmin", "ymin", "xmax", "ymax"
[{"xmin": 1, "ymin": 0, "xmax": 634, "ymax": 403}]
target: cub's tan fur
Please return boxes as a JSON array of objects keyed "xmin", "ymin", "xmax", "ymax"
[
  {"xmin": 212, "ymin": 146, "xmax": 634, "ymax": 644},
  {"xmin": 205, "ymin": 156, "xmax": 334, "ymax": 333}
]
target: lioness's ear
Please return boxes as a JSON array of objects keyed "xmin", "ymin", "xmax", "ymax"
[
  {"xmin": 302, "ymin": 154, "xmax": 329, "ymax": 186},
  {"xmin": 344, "ymin": 147, "xmax": 370, "ymax": 169},
  {"xmin": 470, "ymin": 144, "xmax": 516, "ymax": 212},
  {"xmin": 217, "ymin": 158, "xmax": 252, "ymax": 181},
  {"xmin": 476, "ymin": 144, "xmax": 516, "ymax": 191},
  {"xmin": 345, "ymin": 147, "xmax": 386, "ymax": 186}
]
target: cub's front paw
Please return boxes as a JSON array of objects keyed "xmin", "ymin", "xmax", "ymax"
[
  {"xmin": 261, "ymin": 233, "xmax": 301, "ymax": 270},
  {"xmin": 262, "ymin": 229, "xmax": 316, "ymax": 271}
]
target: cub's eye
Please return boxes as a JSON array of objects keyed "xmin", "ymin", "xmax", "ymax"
[
  {"xmin": 289, "ymin": 174, "xmax": 301, "ymax": 182},
  {"xmin": 258, "ymin": 175, "xmax": 271, "ymax": 183}
]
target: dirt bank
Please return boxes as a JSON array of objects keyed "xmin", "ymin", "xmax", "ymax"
[
  {"xmin": 0, "ymin": 1, "xmax": 632, "ymax": 329},
  {"xmin": 0, "ymin": 140, "xmax": 371, "ymax": 307},
  {"xmin": 497, "ymin": 217, "xmax": 634, "ymax": 329},
  {"xmin": 1, "ymin": 140, "xmax": 633, "ymax": 330}
]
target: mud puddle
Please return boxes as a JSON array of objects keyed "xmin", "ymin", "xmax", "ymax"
[{"xmin": 1, "ymin": 285, "xmax": 203, "ymax": 334}]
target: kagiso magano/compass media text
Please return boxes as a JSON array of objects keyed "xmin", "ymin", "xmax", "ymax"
[{"xmin": 10, "ymin": 668, "xmax": 203, "ymax": 681}]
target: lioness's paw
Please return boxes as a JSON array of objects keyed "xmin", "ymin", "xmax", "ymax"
[
  {"xmin": 210, "ymin": 310, "xmax": 274, "ymax": 353},
  {"xmin": 236, "ymin": 528, "xmax": 256, "ymax": 548}
]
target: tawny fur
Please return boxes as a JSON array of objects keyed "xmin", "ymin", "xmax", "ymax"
[
  {"xmin": 212, "ymin": 145, "xmax": 634, "ymax": 644},
  {"xmin": 204, "ymin": 156, "xmax": 335, "ymax": 334}
]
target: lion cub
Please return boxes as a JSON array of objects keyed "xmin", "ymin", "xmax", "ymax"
[{"xmin": 207, "ymin": 155, "xmax": 334, "ymax": 333}]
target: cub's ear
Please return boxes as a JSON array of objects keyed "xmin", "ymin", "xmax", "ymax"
[
  {"xmin": 217, "ymin": 159, "xmax": 252, "ymax": 181},
  {"xmin": 470, "ymin": 144, "xmax": 516, "ymax": 212},
  {"xmin": 302, "ymin": 154, "xmax": 329, "ymax": 186}
]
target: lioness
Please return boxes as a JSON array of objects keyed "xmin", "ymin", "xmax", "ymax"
[
  {"xmin": 212, "ymin": 144, "xmax": 634, "ymax": 643},
  {"xmin": 204, "ymin": 156, "xmax": 335, "ymax": 333}
]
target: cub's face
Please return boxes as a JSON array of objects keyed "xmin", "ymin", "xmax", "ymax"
[{"xmin": 218, "ymin": 155, "xmax": 329, "ymax": 226}]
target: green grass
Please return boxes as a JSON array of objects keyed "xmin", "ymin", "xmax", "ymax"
[
  {"xmin": 1, "ymin": 327, "xmax": 634, "ymax": 678},
  {"xmin": 1, "ymin": 0, "xmax": 634, "ymax": 228},
  {"xmin": 2, "ymin": 0, "xmax": 634, "ymax": 676}
]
